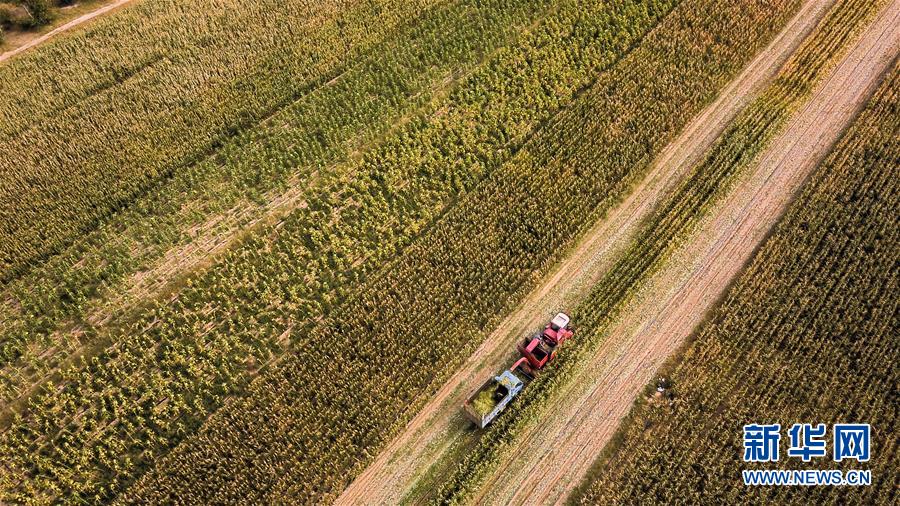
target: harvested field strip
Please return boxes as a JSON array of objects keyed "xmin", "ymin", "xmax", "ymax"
[
  {"xmin": 578, "ymin": 60, "xmax": 900, "ymax": 505},
  {"xmin": 0, "ymin": 1, "xmax": 684, "ymax": 502},
  {"xmin": 117, "ymin": 0, "xmax": 803, "ymax": 503},
  {"xmin": 0, "ymin": 0, "xmax": 564, "ymax": 403},
  {"xmin": 429, "ymin": 0, "xmax": 889, "ymax": 502}
]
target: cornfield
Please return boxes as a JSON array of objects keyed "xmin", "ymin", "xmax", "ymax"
[
  {"xmin": 0, "ymin": 0, "xmax": 566, "ymax": 405},
  {"xmin": 1, "ymin": 0, "xmax": 888, "ymax": 503},
  {"xmin": 0, "ymin": 0, "xmax": 451, "ymax": 283}
]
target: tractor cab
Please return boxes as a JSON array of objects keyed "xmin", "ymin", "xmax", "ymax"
[{"xmin": 542, "ymin": 312, "xmax": 573, "ymax": 345}]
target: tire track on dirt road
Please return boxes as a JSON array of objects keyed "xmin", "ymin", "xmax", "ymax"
[
  {"xmin": 335, "ymin": 1, "xmax": 837, "ymax": 503},
  {"xmin": 479, "ymin": 2, "xmax": 900, "ymax": 503}
]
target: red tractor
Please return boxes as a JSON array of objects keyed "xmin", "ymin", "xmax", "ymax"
[
  {"xmin": 465, "ymin": 312, "xmax": 575, "ymax": 428},
  {"xmin": 512, "ymin": 312, "xmax": 574, "ymax": 380}
]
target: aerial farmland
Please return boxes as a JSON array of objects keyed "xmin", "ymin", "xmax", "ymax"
[{"xmin": 0, "ymin": 0, "xmax": 897, "ymax": 504}]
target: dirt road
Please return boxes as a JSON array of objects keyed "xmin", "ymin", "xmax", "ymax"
[
  {"xmin": 0, "ymin": 0, "xmax": 134, "ymax": 64},
  {"xmin": 474, "ymin": 1, "xmax": 900, "ymax": 503},
  {"xmin": 335, "ymin": 1, "xmax": 840, "ymax": 503}
]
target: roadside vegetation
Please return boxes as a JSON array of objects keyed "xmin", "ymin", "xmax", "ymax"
[
  {"xmin": 429, "ymin": 0, "xmax": 886, "ymax": 501},
  {"xmin": 0, "ymin": 1, "xmax": 55, "ymax": 35},
  {"xmin": 577, "ymin": 61, "xmax": 899, "ymax": 505},
  {"xmin": 0, "ymin": 0, "xmax": 686, "ymax": 502},
  {"xmin": 116, "ymin": 0, "xmax": 806, "ymax": 503}
]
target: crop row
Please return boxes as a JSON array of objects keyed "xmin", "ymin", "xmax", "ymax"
[
  {"xmin": 579, "ymin": 61, "xmax": 899, "ymax": 505},
  {"xmin": 429, "ymin": 0, "xmax": 885, "ymax": 501},
  {"xmin": 0, "ymin": 0, "xmax": 684, "ymax": 502},
  {"xmin": 0, "ymin": 0, "xmax": 559, "ymax": 402},
  {"xmin": 115, "ymin": 0, "xmax": 804, "ymax": 503},
  {"xmin": 0, "ymin": 0, "xmax": 448, "ymax": 282}
]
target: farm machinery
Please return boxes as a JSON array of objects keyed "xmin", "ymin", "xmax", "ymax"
[{"xmin": 463, "ymin": 312, "xmax": 574, "ymax": 428}]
